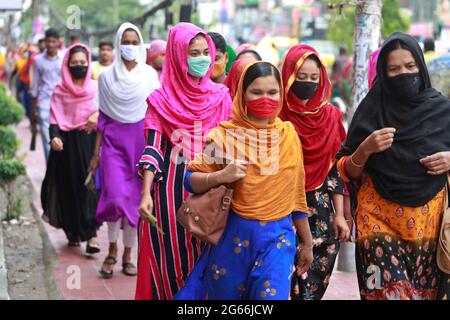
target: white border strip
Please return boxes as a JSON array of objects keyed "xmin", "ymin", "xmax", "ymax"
[{"xmin": 0, "ymin": 222, "xmax": 10, "ymax": 300}]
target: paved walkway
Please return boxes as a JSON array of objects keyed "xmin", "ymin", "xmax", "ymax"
[
  {"xmin": 14, "ymin": 118, "xmax": 360, "ymax": 300},
  {"xmin": 15, "ymin": 119, "xmax": 137, "ymax": 300}
]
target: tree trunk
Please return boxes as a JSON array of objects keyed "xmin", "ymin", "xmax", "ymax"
[
  {"xmin": 347, "ymin": 0, "xmax": 382, "ymax": 121},
  {"xmin": 338, "ymin": 0, "xmax": 382, "ymax": 273}
]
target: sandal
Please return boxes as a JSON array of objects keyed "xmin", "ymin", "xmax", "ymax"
[
  {"xmin": 68, "ymin": 241, "xmax": 81, "ymax": 247},
  {"xmin": 86, "ymin": 240, "xmax": 101, "ymax": 254},
  {"xmin": 122, "ymin": 262, "xmax": 137, "ymax": 276},
  {"xmin": 99, "ymin": 256, "xmax": 117, "ymax": 279}
]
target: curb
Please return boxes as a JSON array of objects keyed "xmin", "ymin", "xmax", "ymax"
[
  {"xmin": 0, "ymin": 217, "xmax": 10, "ymax": 300},
  {"xmin": 30, "ymin": 201, "xmax": 64, "ymax": 300},
  {"xmin": 27, "ymin": 175, "xmax": 64, "ymax": 300}
]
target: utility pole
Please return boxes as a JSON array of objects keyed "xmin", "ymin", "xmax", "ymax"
[
  {"xmin": 31, "ymin": 0, "xmax": 49, "ymax": 41},
  {"xmin": 180, "ymin": 0, "xmax": 192, "ymax": 23}
]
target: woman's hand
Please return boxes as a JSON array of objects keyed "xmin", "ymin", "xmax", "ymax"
[
  {"xmin": 333, "ymin": 215, "xmax": 351, "ymax": 242},
  {"xmin": 50, "ymin": 137, "xmax": 63, "ymax": 151},
  {"xmin": 297, "ymin": 245, "xmax": 313, "ymax": 276},
  {"xmin": 420, "ymin": 151, "xmax": 450, "ymax": 175},
  {"xmin": 88, "ymin": 154, "xmax": 100, "ymax": 173},
  {"xmin": 139, "ymin": 192, "xmax": 154, "ymax": 220},
  {"xmin": 361, "ymin": 127, "xmax": 396, "ymax": 156},
  {"xmin": 218, "ymin": 160, "xmax": 248, "ymax": 184},
  {"xmin": 83, "ymin": 112, "xmax": 99, "ymax": 134}
]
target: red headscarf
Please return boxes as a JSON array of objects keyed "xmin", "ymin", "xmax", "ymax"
[
  {"xmin": 223, "ymin": 59, "xmax": 251, "ymax": 100},
  {"xmin": 279, "ymin": 44, "xmax": 346, "ymax": 192}
]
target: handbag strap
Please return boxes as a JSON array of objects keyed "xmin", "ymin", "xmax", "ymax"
[{"xmin": 445, "ymin": 173, "xmax": 450, "ymax": 210}]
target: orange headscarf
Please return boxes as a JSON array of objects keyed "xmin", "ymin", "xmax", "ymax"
[{"xmin": 189, "ymin": 61, "xmax": 308, "ymax": 221}]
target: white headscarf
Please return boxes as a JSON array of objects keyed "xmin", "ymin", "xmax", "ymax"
[{"xmin": 98, "ymin": 22, "xmax": 160, "ymax": 123}]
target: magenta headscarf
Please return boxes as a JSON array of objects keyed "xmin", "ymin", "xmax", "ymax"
[
  {"xmin": 50, "ymin": 43, "xmax": 96, "ymax": 131},
  {"xmin": 145, "ymin": 23, "xmax": 232, "ymax": 153},
  {"xmin": 368, "ymin": 48, "xmax": 381, "ymax": 89}
]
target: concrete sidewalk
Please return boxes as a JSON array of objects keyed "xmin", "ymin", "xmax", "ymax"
[{"xmin": 14, "ymin": 118, "xmax": 360, "ymax": 300}]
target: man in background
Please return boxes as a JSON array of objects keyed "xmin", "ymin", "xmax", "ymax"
[
  {"xmin": 30, "ymin": 28, "xmax": 63, "ymax": 162},
  {"xmin": 91, "ymin": 41, "xmax": 114, "ymax": 81},
  {"xmin": 208, "ymin": 32, "xmax": 228, "ymax": 84}
]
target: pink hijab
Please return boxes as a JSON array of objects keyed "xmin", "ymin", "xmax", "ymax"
[
  {"xmin": 145, "ymin": 23, "xmax": 232, "ymax": 150},
  {"xmin": 146, "ymin": 39, "xmax": 167, "ymax": 64},
  {"xmin": 50, "ymin": 43, "xmax": 96, "ymax": 131},
  {"xmin": 368, "ymin": 48, "xmax": 381, "ymax": 89}
]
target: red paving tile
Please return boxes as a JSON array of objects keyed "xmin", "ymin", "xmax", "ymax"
[{"xmin": 14, "ymin": 119, "xmax": 360, "ymax": 300}]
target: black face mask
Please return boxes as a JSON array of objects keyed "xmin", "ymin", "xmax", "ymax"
[
  {"xmin": 291, "ymin": 80, "xmax": 319, "ymax": 100},
  {"xmin": 69, "ymin": 65, "xmax": 88, "ymax": 79},
  {"xmin": 387, "ymin": 72, "xmax": 422, "ymax": 99}
]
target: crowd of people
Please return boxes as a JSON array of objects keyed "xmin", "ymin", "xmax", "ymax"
[{"xmin": 2, "ymin": 21, "xmax": 450, "ymax": 301}]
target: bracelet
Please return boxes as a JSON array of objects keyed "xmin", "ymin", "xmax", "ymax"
[
  {"xmin": 300, "ymin": 244, "xmax": 314, "ymax": 250},
  {"xmin": 349, "ymin": 155, "xmax": 365, "ymax": 168},
  {"xmin": 206, "ymin": 173, "xmax": 211, "ymax": 187}
]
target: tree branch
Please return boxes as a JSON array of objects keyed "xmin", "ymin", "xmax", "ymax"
[
  {"xmin": 88, "ymin": 0, "xmax": 173, "ymax": 37},
  {"xmin": 49, "ymin": 0, "xmax": 173, "ymax": 38}
]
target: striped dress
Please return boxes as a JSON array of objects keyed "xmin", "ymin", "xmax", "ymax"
[{"xmin": 135, "ymin": 129, "xmax": 203, "ymax": 300}]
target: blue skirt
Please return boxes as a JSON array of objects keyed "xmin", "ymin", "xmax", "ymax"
[{"xmin": 174, "ymin": 211, "xmax": 296, "ymax": 300}]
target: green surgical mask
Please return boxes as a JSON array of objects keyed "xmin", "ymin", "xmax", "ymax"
[{"xmin": 187, "ymin": 55, "xmax": 211, "ymax": 77}]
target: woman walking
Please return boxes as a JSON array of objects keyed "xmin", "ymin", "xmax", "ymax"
[
  {"xmin": 90, "ymin": 23, "xmax": 160, "ymax": 278},
  {"xmin": 279, "ymin": 45, "xmax": 350, "ymax": 300},
  {"xmin": 41, "ymin": 43, "xmax": 100, "ymax": 253},
  {"xmin": 337, "ymin": 32, "xmax": 450, "ymax": 300},
  {"xmin": 176, "ymin": 61, "xmax": 313, "ymax": 300},
  {"xmin": 136, "ymin": 23, "xmax": 232, "ymax": 300},
  {"xmin": 146, "ymin": 39, "xmax": 166, "ymax": 81}
]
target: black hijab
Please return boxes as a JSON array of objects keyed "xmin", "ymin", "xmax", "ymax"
[{"xmin": 337, "ymin": 32, "xmax": 450, "ymax": 207}]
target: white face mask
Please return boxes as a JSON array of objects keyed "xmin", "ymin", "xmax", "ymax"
[{"xmin": 120, "ymin": 44, "xmax": 139, "ymax": 62}]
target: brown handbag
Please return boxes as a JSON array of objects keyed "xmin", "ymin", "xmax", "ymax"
[
  {"xmin": 437, "ymin": 175, "xmax": 450, "ymax": 274},
  {"xmin": 176, "ymin": 185, "xmax": 233, "ymax": 245}
]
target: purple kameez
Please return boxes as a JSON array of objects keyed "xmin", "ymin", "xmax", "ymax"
[{"xmin": 96, "ymin": 111, "xmax": 145, "ymax": 227}]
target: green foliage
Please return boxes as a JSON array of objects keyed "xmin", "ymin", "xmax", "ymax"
[
  {"xmin": 0, "ymin": 94, "xmax": 25, "ymax": 126},
  {"xmin": 0, "ymin": 85, "xmax": 26, "ymax": 220},
  {"xmin": 0, "ymin": 159, "xmax": 25, "ymax": 184},
  {"xmin": 381, "ymin": 0, "xmax": 409, "ymax": 39},
  {"xmin": 0, "ymin": 127, "xmax": 19, "ymax": 159},
  {"xmin": 325, "ymin": 0, "xmax": 410, "ymax": 51},
  {"xmin": 326, "ymin": 5, "xmax": 356, "ymax": 52},
  {"xmin": 48, "ymin": 0, "xmax": 146, "ymax": 40}
]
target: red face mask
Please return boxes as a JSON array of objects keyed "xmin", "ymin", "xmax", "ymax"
[{"xmin": 246, "ymin": 97, "xmax": 279, "ymax": 119}]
